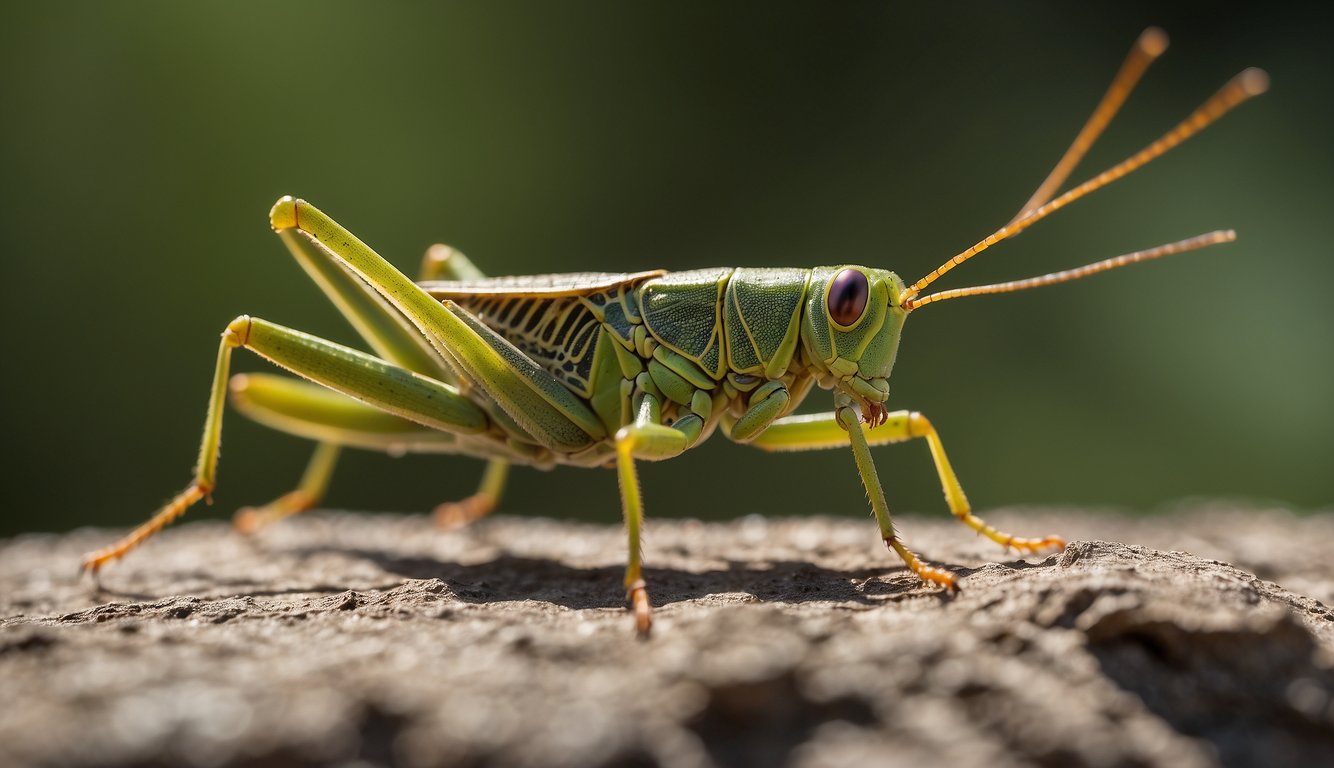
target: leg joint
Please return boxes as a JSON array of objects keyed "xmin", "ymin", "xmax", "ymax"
[
  {"xmin": 269, "ymin": 196, "xmax": 300, "ymax": 231},
  {"xmin": 907, "ymin": 410, "xmax": 934, "ymax": 438},
  {"xmin": 223, "ymin": 315, "xmax": 252, "ymax": 347}
]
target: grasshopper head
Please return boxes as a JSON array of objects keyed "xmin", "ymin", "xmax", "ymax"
[{"xmin": 800, "ymin": 266, "xmax": 908, "ymax": 425}]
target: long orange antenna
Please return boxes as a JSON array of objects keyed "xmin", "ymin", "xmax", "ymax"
[
  {"xmin": 903, "ymin": 230, "xmax": 1234, "ymax": 310},
  {"xmin": 900, "ymin": 66, "xmax": 1269, "ymax": 307},
  {"xmin": 1010, "ymin": 27, "xmax": 1169, "ymax": 223}
]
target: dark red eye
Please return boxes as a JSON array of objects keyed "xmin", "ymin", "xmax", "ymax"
[{"xmin": 827, "ymin": 269, "xmax": 869, "ymax": 327}]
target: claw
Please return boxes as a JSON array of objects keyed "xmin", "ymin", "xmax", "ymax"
[
  {"xmin": 884, "ymin": 535, "xmax": 958, "ymax": 592},
  {"xmin": 861, "ymin": 400, "xmax": 888, "ymax": 428},
  {"xmin": 918, "ymin": 564, "xmax": 959, "ymax": 592},
  {"xmin": 433, "ymin": 494, "xmax": 496, "ymax": 531},
  {"xmin": 1015, "ymin": 534, "xmax": 1066, "ymax": 554},
  {"xmin": 627, "ymin": 579, "xmax": 652, "ymax": 636}
]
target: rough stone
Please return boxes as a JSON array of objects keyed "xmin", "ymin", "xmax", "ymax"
[{"xmin": 1, "ymin": 507, "xmax": 1332, "ymax": 767}]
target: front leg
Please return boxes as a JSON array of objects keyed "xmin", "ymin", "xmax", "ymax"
[
  {"xmin": 835, "ymin": 398, "xmax": 960, "ymax": 590},
  {"xmin": 746, "ymin": 402, "xmax": 1064, "ymax": 589}
]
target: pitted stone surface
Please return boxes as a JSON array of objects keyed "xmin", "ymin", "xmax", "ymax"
[{"xmin": 2, "ymin": 508, "xmax": 1331, "ymax": 767}]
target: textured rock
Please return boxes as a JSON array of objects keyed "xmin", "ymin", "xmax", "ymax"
[{"xmin": 2, "ymin": 507, "xmax": 1332, "ymax": 768}]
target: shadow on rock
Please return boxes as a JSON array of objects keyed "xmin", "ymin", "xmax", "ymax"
[{"xmin": 336, "ymin": 546, "xmax": 989, "ymax": 611}]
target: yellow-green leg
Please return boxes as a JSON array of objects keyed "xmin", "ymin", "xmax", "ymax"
[
  {"xmin": 422, "ymin": 244, "xmax": 509, "ymax": 529},
  {"xmin": 91, "ymin": 199, "xmax": 604, "ymax": 574},
  {"xmin": 747, "ymin": 405, "xmax": 1064, "ymax": 589},
  {"xmin": 233, "ymin": 442, "xmax": 342, "ymax": 534},
  {"xmin": 81, "ymin": 316, "xmax": 489, "ymax": 572},
  {"xmin": 81, "ymin": 324, "xmax": 241, "ymax": 572},
  {"xmin": 227, "ymin": 373, "xmax": 464, "ymax": 453},
  {"xmin": 615, "ymin": 392, "xmax": 690, "ymax": 634},
  {"xmin": 228, "ymin": 371, "xmax": 515, "ymax": 528},
  {"xmin": 836, "ymin": 404, "xmax": 960, "ymax": 590},
  {"xmin": 434, "ymin": 459, "xmax": 510, "ymax": 530},
  {"xmin": 228, "ymin": 232, "xmax": 494, "ymax": 534},
  {"xmin": 270, "ymin": 197, "xmax": 606, "ymax": 455},
  {"xmin": 904, "ymin": 412, "xmax": 1065, "ymax": 553}
]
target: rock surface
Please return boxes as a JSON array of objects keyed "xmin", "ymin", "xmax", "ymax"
[{"xmin": 2, "ymin": 508, "xmax": 1333, "ymax": 768}]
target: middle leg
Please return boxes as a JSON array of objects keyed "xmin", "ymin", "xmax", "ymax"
[
  {"xmin": 433, "ymin": 459, "xmax": 510, "ymax": 530},
  {"xmin": 615, "ymin": 388, "xmax": 693, "ymax": 635},
  {"xmin": 233, "ymin": 442, "xmax": 341, "ymax": 535}
]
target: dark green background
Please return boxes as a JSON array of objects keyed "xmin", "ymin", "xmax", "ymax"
[{"xmin": 3, "ymin": 2, "xmax": 1331, "ymax": 537}]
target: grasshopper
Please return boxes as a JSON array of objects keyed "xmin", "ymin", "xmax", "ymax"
[{"xmin": 84, "ymin": 30, "xmax": 1266, "ymax": 633}]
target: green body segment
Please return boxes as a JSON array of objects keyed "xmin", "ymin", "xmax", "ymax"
[
  {"xmin": 433, "ymin": 262, "xmax": 909, "ymax": 460},
  {"xmin": 636, "ymin": 267, "xmax": 732, "ymax": 380},
  {"xmin": 799, "ymin": 267, "xmax": 906, "ymax": 405},
  {"xmin": 723, "ymin": 267, "xmax": 808, "ymax": 379}
]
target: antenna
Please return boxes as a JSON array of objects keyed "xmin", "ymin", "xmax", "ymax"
[
  {"xmin": 898, "ymin": 31, "xmax": 1268, "ymax": 310},
  {"xmin": 1010, "ymin": 27, "xmax": 1169, "ymax": 223},
  {"xmin": 903, "ymin": 230, "xmax": 1234, "ymax": 309}
]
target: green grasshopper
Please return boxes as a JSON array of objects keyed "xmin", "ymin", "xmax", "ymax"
[{"xmin": 84, "ymin": 30, "xmax": 1266, "ymax": 633}]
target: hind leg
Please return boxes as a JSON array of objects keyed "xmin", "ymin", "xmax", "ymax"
[{"xmin": 81, "ymin": 316, "xmax": 489, "ymax": 572}]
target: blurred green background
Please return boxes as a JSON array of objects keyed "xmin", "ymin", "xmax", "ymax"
[{"xmin": 2, "ymin": 2, "xmax": 1330, "ymax": 538}]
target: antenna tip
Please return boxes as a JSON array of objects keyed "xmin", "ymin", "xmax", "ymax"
[
  {"xmin": 1238, "ymin": 67, "xmax": 1271, "ymax": 96},
  {"xmin": 1138, "ymin": 27, "xmax": 1170, "ymax": 57}
]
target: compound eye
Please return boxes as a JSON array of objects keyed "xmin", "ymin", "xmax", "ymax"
[{"xmin": 827, "ymin": 269, "xmax": 869, "ymax": 327}]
